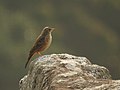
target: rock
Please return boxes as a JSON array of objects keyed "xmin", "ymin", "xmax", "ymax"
[{"xmin": 19, "ymin": 54, "xmax": 120, "ymax": 90}]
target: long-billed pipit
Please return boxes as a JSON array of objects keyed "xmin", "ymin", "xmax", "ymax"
[{"xmin": 25, "ymin": 26, "xmax": 54, "ymax": 68}]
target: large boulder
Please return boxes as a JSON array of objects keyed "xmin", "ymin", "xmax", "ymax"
[{"xmin": 19, "ymin": 54, "xmax": 120, "ymax": 90}]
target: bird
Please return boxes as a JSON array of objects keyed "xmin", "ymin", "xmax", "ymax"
[{"xmin": 25, "ymin": 26, "xmax": 54, "ymax": 68}]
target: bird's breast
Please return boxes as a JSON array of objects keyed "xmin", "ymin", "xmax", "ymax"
[
  {"xmin": 39, "ymin": 34, "xmax": 52, "ymax": 52},
  {"xmin": 45, "ymin": 34, "xmax": 52, "ymax": 48}
]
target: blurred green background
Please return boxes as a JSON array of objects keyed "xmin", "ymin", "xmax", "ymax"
[{"xmin": 0, "ymin": 0, "xmax": 120, "ymax": 90}]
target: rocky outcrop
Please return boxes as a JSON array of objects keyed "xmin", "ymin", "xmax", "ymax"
[{"xmin": 19, "ymin": 54, "xmax": 120, "ymax": 90}]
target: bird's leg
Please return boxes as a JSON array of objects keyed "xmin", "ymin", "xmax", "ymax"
[
  {"xmin": 38, "ymin": 52, "xmax": 41, "ymax": 56},
  {"xmin": 38, "ymin": 52, "xmax": 44, "ymax": 58},
  {"xmin": 38, "ymin": 52, "xmax": 44, "ymax": 57}
]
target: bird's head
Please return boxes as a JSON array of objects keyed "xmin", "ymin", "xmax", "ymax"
[
  {"xmin": 41, "ymin": 26, "xmax": 54, "ymax": 36},
  {"xmin": 43, "ymin": 27, "xmax": 54, "ymax": 33}
]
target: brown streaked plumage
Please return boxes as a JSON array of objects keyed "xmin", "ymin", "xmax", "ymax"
[{"xmin": 25, "ymin": 27, "xmax": 54, "ymax": 68}]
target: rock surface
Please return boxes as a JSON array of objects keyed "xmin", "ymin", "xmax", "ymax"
[{"xmin": 19, "ymin": 54, "xmax": 120, "ymax": 90}]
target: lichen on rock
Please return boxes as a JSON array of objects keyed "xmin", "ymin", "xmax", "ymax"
[{"xmin": 19, "ymin": 54, "xmax": 120, "ymax": 90}]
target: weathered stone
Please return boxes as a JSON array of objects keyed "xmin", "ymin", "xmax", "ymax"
[{"xmin": 19, "ymin": 54, "xmax": 120, "ymax": 90}]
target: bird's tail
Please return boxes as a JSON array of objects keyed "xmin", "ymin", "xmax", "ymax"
[{"xmin": 25, "ymin": 52, "xmax": 35, "ymax": 68}]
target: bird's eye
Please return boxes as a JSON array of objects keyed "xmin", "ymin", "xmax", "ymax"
[{"xmin": 48, "ymin": 28, "xmax": 51, "ymax": 31}]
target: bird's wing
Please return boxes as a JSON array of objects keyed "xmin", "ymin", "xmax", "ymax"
[
  {"xmin": 30, "ymin": 36, "xmax": 45, "ymax": 53},
  {"xmin": 25, "ymin": 36, "xmax": 45, "ymax": 68}
]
